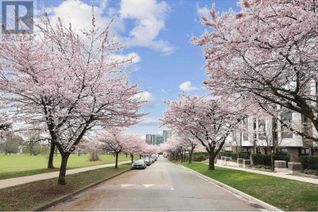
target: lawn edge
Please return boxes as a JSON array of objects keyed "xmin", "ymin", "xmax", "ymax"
[
  {"xmin": 33, "ymin": 167, "xmax": 131, "ymax": 211},
  {"xmin": 0, "ymin": 160, "xmax": 131, "ymax": 181},
  {"xmin": 178, "ymin": 164, "xmax": 282, "ymax": 212}
]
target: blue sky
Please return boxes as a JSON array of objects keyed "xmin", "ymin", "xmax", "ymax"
[{"xmin": 36, "ymin": 0, "xmax": 239, "ymax": 135}]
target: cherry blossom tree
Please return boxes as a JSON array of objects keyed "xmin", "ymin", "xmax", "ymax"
[
  {"xmin": 183, "ymin": 136, "xmax": 199, "ymax": 164},
  {"xmin": 0, "ymin": 114, "xmax": 12, "ymax": 155},
  {"xmin": 0, "ymin": 13, "xmax": 144, "ymax": 184},
  {"xmin": 160, "ymin": 133, "xmax": 198, "ymax": 163},
  {"xmin": 21, "ymin": 129, "xmax": 48, "ymax": 156},
  {"xmin": 161, "ymin": 137, "xmax": 186, "ymax": 161},
  {"xmin": 0, "ymin": 114, "xmax": 11, "ymax": 133},
  {"xmin": 196, "ymin": 0, "xmax": 318, "ymax": 142},
  {"xmin": 80, "ymin": 139, "xmax": 103, "ymax": 161},
  {"xmin": 122, "ymin": 134, "xmax": 144, "ymax": 163},
  {"xmin": 99, "ymin": 129, "xmax": 131, "ymax": 168},
  {"xmin": 163, "ymin": 95, "xmax": 242, "ymax": 170}
]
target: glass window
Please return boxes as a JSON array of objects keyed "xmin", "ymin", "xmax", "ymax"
[
  {"xmin": 258, "ymin": 119, "xmax": 266, "ymax": 140},
  {"xmin": 281, "ymin": 110, "xmax": 293, "ymax": 138},
  {"xmin": 300, "ymin": 148, "xmax": 310, "ymax": 155},
  {"xmin": 243, "ymin": 118, "xmax": 248, "ymax": 140}
]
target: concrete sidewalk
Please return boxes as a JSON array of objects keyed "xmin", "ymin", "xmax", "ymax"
[
  {"xmin": 213, "ymin": 162, "xmax": 318, "ymax": 185},
  {"xmin": 0, "ymin": 161, "xmax": 130, "ymax": 189}
]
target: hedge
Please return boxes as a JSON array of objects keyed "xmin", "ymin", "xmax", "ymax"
[
  {"xmin": 221, "ymin": 151, "xmax": 250, "ymax": 160},
  {"xmin": 192, "ymin": 152, "xmax": 209, "ymax": 162},
  {"xmin": 273, "ymin": 151, "xmax": 290, "ymax": 162},
  {"xmin": 239, "ymin": 152, "xmax": 250, "ymax": 159},
  {"xmin": 300, "ymin": 156, "xmax": 318, "ymax": 171},
  {"xmin": 221, "ymin": 151, "xmax": 238, "ymax": 160},
  {"xmin": 252, "ymin": 154, "xmax": 272, "ymax": 166},
  {"xmin": 252, "ymin": 152, "xmax": 290, "ymax": 167}
]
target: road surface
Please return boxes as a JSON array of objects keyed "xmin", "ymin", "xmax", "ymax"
[{"xmin": 48, "ymin": 157, "xmax": 263, "ymax": 211}]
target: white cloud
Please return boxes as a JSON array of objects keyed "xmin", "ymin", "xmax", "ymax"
[
  {"xmin": 196, "ymin": 3, "xmax": 210, "ymax": 18},
  {"xmin": 43, "ymin": 1, "xmax": 140, "ymax": 66},
  {"xmin": 134, "ymin": 91, "xmax": 153, "ymax": 102},
  {"xmin": 120, "ymin": 0, "xmax": 174, "ymax": 55},
  {"xmin": 139, "ymin": 117, "xmax": 161, "ymax": 126},
  {"xmin": 44, "ymin": 0, "xmax": 124, "ymax": 41},
  {"xmin": 109, "ymin": 52, "xmax": 141, "ymax": 64},
  {"xmin": 179, "ymin": 81, "xmax": 198, "ymax": 92},
  {"xmin": 44, "ymin": 0, "xmax": 173, "ymax": 55},
  {"xmin": 47, "ymin": 1, "xmax": 106, "ymax": 31}
]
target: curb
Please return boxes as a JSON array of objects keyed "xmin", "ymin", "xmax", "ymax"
[
  {"xmin": 34, "ymin": 168, "xmax": 131, "ymax": 211},
  {"xmin": 179, "ymin": 164, "xmax": 282, "ymax": 211}
]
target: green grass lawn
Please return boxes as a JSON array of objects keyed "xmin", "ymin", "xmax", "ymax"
[
  {"xmin": 0, "ymin": 153, "xmax": 131, "ymax": 180},
  {"xmin": 183, "ymin": 162, "xmax": 318, "ymax": 211},
  {"xmin": 0, "ymin": 164, "xmax": 131, "ymax": 211}
]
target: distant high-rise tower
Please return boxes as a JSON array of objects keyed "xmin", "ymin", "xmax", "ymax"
[
  {"xmin": 145, "ymin": 134, "xmax": 156, "ymax": 145},
  {"xmin": 145, "ymin": 130, "xmax": 172, "ymax": 145},
  {"xmin": 163, "ymin": 130, "xmax": 172, "ymax": 143}
]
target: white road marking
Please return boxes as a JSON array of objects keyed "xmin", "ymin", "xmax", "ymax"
[
  {"xmin": 121, "ymin": 184, "xmax": 134, "ymax": 188},
  {"xmin": 143, "ymin": 184, "xmax": 154, "ymax": 188}
]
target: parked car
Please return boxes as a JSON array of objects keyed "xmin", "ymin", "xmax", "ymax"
[
  {"xmin": 151, "ymin": 154, "xmax": 158, "ymax": 162},
  {"xmin": 132, "ymin": 159, "xmax": 147, "ymax": 169},
  {"xmin": 144, "ymin": 157, "xmax": 152, "ymax": 166}
]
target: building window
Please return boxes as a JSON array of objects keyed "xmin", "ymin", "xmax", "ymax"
[
  {"xmin": 299, "ymin": 148, "xmax": 310, "ymax": 156},
  {"xmin": 258, "ymin": 119, "xmax": 266, "ymax": 140},
  {"xmin": 279, "ymin": 148, "xmax": 288, "ymax": 153},
  {"xmin": 281, "ymin": 110, "xmax": 293, "ymax": 139},
  {"xmin": 243, "ymin": 118, "xmax": 248, "ymax": 141}
]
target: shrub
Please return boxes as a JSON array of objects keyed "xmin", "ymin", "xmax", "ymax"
[
  {"xmin": 221, "ymin": 151, "xmax": 238, "ymax": 160},
  {"xmin": 273, "ymin": 151, "xmax": 290, "ymax": 162},
  {"xmin": 300, "ymin": 156, "xmax": 318, "ymax": 171},
  {"xmin": 193, "ymin": 155, "xmax": 208, "ymax": 162},
  {"xmin": 222, "ymin": 151, "xmax": 233, "ymax": 157},
  {"xmin": 254, "ymin": 164, "xmax": 272, "ymax": 170},
  {"xmin": 192, "ymin": 152, "xmax": 208, "ymax": 162},
  {"xmin": 239, "ymin": 151, "xmax": 250, "ymax": 159},
  {"xmin": 231, "ymin": 153, "xmax": 238, "ymax": 161},
  {"xmin": 303, "ymin": 169, "xmax": 318, "ymax": 176},
  {"xmin": 252, "ymin": 154, "xmax": 272, "ymax": 166}
]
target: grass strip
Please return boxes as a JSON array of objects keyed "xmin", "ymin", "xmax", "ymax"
[
  {"xmin": 0, "ymin": 153, "xmax": 132, "ymax": 180},
  {"xmin": 0, "ymin": 164, "xmax": 131, "ymax": 211},
  {"xmin": 183, "ymin": 162, "xmax": 318, "ymax": 211}
]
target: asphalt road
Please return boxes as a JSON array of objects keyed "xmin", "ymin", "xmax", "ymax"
[{"xmin": 48, "ymin": 157, "xmax": 262, "ymax": 211}]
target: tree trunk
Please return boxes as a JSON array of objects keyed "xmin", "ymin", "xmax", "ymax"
[
  {"xmin": 58, "ymin": 153, "xmax": 70, "ymax": 185},
  {"xmin": 130, "ymin": 154, "xmax": 134, "ymax": 163},
  {"xmin": 4, "ymin": 140, "xmax": 8, "ymax": 155},
  {"xmin": 115, "ymin": 152, "xmax": 119, "ymax": 168},
  {"xmin": 29, "ymin": 141, "xmax": 34, "ymax": 156},
  {"xmin": 271, "ymin": 146, "xmax": 277, "ymax": 171},
  {"xmin": 47, "ymin": 142, "xmax": 55, "ymax": 169},
  {"xmin": 208, "ymin": 152, "xmax": 215, "ymax": 170},
  {"xmin": 189, "ymin": 148, "xmax": 194, "ymax": 164}
]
